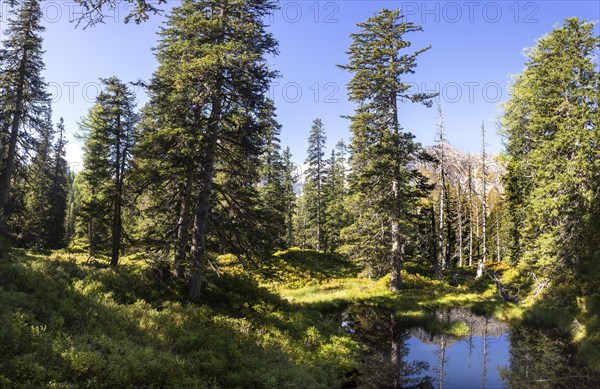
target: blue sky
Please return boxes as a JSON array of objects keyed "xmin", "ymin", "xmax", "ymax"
[{"xmin": 2, "ymin": 0, "xmax": 598, "ymax": 168}]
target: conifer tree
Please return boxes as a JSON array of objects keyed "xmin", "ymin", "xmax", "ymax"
[
  {"xmin": 339, "ymin": 9, "xmax": 436, "ymax": 291},
  {"xmin": 503, "ymin": 18, "xmax": 599, "ymax": 293},
  {"xmin": 46, "ymin": 118, "xmax": 69, "ymax": 249},
  {"xmin": 136, "ymin": 0, "xmax": 278, "ymax": 301},
  {"xmin": 282, "ymin": 147, "xmax": 297, "ymax": 248},
  {"xmin": 78, "ymin": 77, "xmax": 137, "ymax": 265},
  {"xmin": 293, "ymin": 186, "xmax": 310, "ymax": 249},
  {"xmin": 305, "ymin": 118, "xmax": 327, "ymax": 251},
  {"xmin": 65, "ymin": 171, "xmax": 78, "ymax": 245},
  {"xmin": 0, "ymin": 0, "xmax": 49, "ymax": 254},
  {"xmin": 323, "ymin": 140, "xmax": 348, "ymax": 252},
  {"xmin": 78, "ymin": 104, "xmax": 111, "ymax": 257},
  {"xmin": 23, "ymin": 106, "xmax": 54, "ymax": 250}
]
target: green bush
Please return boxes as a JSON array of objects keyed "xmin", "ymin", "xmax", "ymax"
[{"xmin": 0, "ymin": 250, "xmax": 359, "ymax": 388}]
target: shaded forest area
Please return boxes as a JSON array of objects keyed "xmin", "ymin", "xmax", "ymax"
[{"xmin": 0, "ymin": 0, "xmax": 598, "ymax": 387}]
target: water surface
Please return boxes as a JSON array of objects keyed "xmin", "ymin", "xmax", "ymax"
[{"xmin": 347, "ymin": 307, "xmax": 598, "ymax": 389}]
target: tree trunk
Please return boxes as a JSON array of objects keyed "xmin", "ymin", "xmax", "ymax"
[
  {"xmin": 316, "ymin": 162, "xmax": 321, "ymax": 252},
  {"xmin": 286, "ymin": 201, "xmax": 293, "ymax": 248},
  {"xmin": 476, "ymin": 201, "xmax": 480, "ymax": 257},
  {"xmin": 111, "ymin": 115, "xmax": 123, "ymax": 268},
  {"xmin": 188, "ymin": 148, "xmax": 217, "ymax": 302},
  {"xmin": 110, "ymin": 197, "xmax": 122, "ymax": 267},
  {"xmin": 188, "ymin": 74, "xmax": 222, "ymax": 302},
  {"xmin": 477, "ymin": 123, "xmax": 487, "ymax": 278},
  {"xmin": 468, "ymin": 158, "xmax": 473, "ymax": 267},
  {"xmin": 496, "ymin": 216, "xmax": 501, "ymax": 262},
  {"xmin": 390, "ymin": 178, "xmax": 403, "ymax": 291},
  {"xmin": 174, "ymin": 167, "xmax": 194, "ymax": 278},
  {"xmin": 88, "ymin": 220, "xmax": 95, "ymax": 257},
  {"xmin": 435, "ymin": 178, "xmax": 445, "ymax": 279},
  {"xmin": 432, "ymin": 205, "xmax": 440, "ymax": 277},
  {"xmin": 0, "ymin": 54, "xmax": 27, "ymax": 254}
]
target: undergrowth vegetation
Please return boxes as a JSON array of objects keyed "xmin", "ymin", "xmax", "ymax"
[
  {"xmin": 0, "ymin": 248, "xmax": 551, "ymax": 387},
  {"xmin": 0, "ymin": 250, "xmax": 361, "ymax": 388}
]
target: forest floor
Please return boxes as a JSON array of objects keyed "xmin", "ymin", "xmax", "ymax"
[{"xmin": 0, "ymin": 248, "xmax": 544, "ymax": 388}]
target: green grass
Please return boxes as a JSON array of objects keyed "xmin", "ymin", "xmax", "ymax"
[
  {"xmin": 0, "ymin": 250, "xmax": 360, "ymax": 388},
  {"xmin": 0, "ymin": 247, "xmax": 530, "ymax": 387}
]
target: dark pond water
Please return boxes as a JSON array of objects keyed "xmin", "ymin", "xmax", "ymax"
[{"xmin": 344, "ymin": 307, "xmax": 600, "ymax": 389}]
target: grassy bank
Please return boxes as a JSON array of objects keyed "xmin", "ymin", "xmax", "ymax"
[{"xmin": 0, "ymin": 248, "xmax": 517, "ymax": 387}]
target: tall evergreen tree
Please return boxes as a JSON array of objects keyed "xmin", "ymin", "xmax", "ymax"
[
  {"xmin": 503, "ymin": 18, "xmax": 599, "ymax": 296},
  {"xmin": 46, "ymin": 118, "xmax": 70, "ymax": 249},
  {"xmin": 78, "ymin": 104, "xmax": 111, "ymax": 257},
  {"xmin": 305, "ymin": 118, "xmax": 327, "ymax": 251},
  {"xmin": 78, "ymin": 77, "xmax": 137, "ymax": 265},
  {"xmin": 0, "ymin": 0, "xmax": 49, "ymax": 254},
  {"xmin": 17, "ymin": 113, "xmax": 68, "ymax": 251},
  {"xmin": 23, "ymin": 105, "xmax": 54, "ymax": 250},
  {"xmin": 342, "ymin": 9, "xmax": 434, "ymax": 290},
  {"xmin": 293, "ymin": 186, "xmax": 310, "ymax": 249},
  {"xmin": 135, "ymin": 0, "xmax": 278, "ymax": 301},
  {"xmin": 282, "ymin": 147, "xmax": 297, "ymax": 248},
  {"xmin": 339, "ymin": 9, "xmax": 436, "ymax": 291},
  {"xmin": 323, "ymin": 140, "xmax": 348, "ymax": 252},
  {"xmin": 257, "ymin": 101, "xmax": 286, "ymax": 248},
  {"xmin": 64, "ymin": 171, "xmax": 78, "ymax": 246}
]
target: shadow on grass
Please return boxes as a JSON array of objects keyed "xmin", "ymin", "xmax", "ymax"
[{"xmin": 0, "ymin": 250, "xmax": 360, "ymax": 388}]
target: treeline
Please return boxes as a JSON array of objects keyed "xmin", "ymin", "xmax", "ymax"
[{"xmin": 1, "ymin": 0, "xmax": 598, "ymax": 307}]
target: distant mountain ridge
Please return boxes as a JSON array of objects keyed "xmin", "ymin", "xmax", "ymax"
[{"xmin": 420, "ymin": 142, "xmax": 505, "ymax": 199}]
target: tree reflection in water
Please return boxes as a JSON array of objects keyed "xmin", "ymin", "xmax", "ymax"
[
  {"xmin": 348, "ymin": 306, "xmax": 506, "ymax": 388},
  {"xmin": 346, "ymin": 305, "xmax": 600, "ymax": 389},
  {"xmin": 500, "ymin": 325, "xmax": 600, "ymax": 389},
  {"xmin": 349, "ymin": 306, "xmax": 433, "ymax": 388}
]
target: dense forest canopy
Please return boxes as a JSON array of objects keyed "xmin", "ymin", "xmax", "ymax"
[{"xmin": 0, "ymin": 0, "xmax": 598, "ymax": 387}]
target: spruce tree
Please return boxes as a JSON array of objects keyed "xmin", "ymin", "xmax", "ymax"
[
  {"xmin": 23, "ymin": 105, "xmax": 54, "ymax": 250},
  {"xmin": 78, "ymin": 77, "xmax": 137, "ymax": 265},
  {"xmin": 136, "ymin": 0, "xmax": 278, "ymax": 301},
  {"xmin": 503, "ymin": 18, "xmax": 599, "ymax": 295},
  {"xmin": 257, "ymin": 100, "xmax": 287, "ymax": 249},
  {"xmin": 339, "ymin": 9, "xmax": 436, "ymax": 290},
  {"xmin": 46, "ymin": 118, "xmax": 70, "ymax": 249},
  {"xmin": 305, "ymin": 118, "xmax": 327, "ymax": 251},
  {"xmin": 64, "ymin": 171, "xmax": 77, "ymax": 246},
  {"xmin": 78, "ymin": 104, "xmax": 111, "ymax": 257},
  {"xmin": 323, "ymin": 140, "xmax": 348, "ymax": 253},
  {"xmin": 282, "ymin": 147, "xmax": 297, "ymax": 248},
  {"xmin": 0, "ymin": 0, "xmax": 49, "ymax": 254}
]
